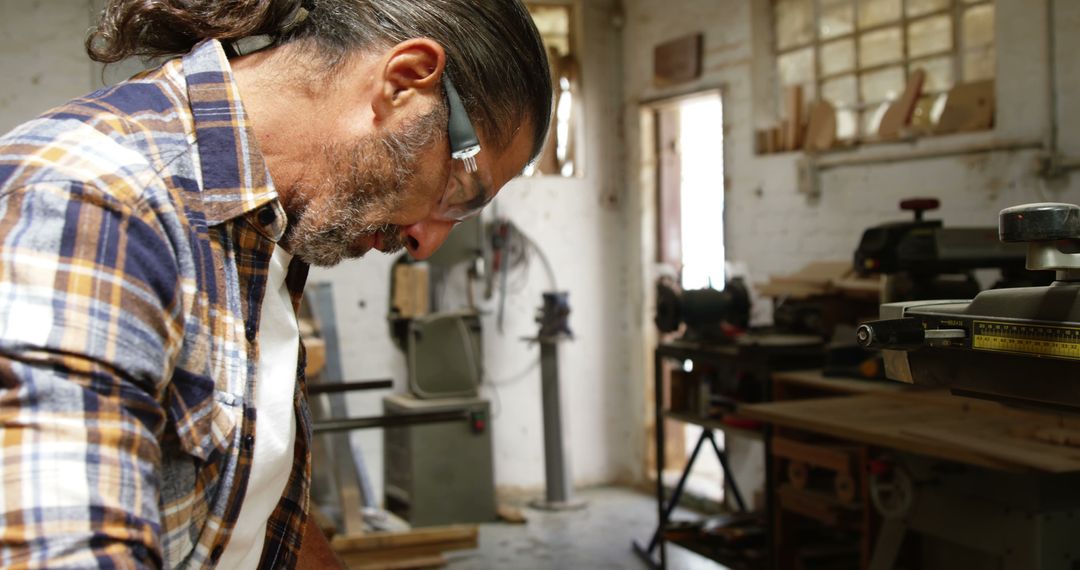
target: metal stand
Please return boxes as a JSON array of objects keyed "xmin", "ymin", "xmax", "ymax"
[
  {"xmin": 529, "ymin": 292, "xmax": 586, "ymax": 511},
  {"xmin": 632, "ymin": 429, "xmax": 747, "ymax": 569}
]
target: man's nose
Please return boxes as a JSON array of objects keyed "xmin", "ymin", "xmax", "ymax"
[{"xmin": 401, "ymin": 218, "xmax": 456, "ymax": 260}]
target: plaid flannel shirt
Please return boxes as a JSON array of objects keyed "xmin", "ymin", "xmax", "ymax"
[{"xmin": 0, "ymin": 40, "xmax": 312, "ymax": 568}]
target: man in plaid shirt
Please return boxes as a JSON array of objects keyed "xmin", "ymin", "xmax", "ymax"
[{"xmin": 0, "ymin": 0, "xmax": 550, "ymax": 568}]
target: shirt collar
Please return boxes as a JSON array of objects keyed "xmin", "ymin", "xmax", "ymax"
[{"xmin": 182, "ymin": 39, "xmax": 286, "ymax": 240}]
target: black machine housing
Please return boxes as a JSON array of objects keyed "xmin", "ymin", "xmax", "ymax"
[{"xmin": 858, "ymin": 203, "xmax": 1080, "ymax": 409}]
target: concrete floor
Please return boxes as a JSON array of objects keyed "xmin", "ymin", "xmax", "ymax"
[{"xmin": 444, "ymin": 486, "xmax": 728, "ymax": 570}]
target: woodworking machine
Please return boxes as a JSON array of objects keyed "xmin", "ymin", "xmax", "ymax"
[
  {"xmin": 857, "ymin": 203, "xmax": 1080, "ymax": 409},
  {"xmin": 853, "ymin": 197, "xmax": 1046, "ymax": 301}
]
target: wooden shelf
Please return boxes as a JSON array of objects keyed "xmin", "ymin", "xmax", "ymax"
[
  {"xmin": 664, "ymin": 410, "xmax": 767, "ymax": 441},
  {"xmin": 776, "ymin": 484, "xmax": 861, "ymax": 527},
  {"xmin": 771, "ymin": 368, "xmax": 905, "ymax": 396}
]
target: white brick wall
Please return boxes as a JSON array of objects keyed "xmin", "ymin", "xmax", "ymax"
[
  {"xmin": 620, "ymin": 0, "xmax": 1080, "ymax": 496},
  {"xmin": 5, "ymin": 0, "xmax": 1080, "ymax": 498}
]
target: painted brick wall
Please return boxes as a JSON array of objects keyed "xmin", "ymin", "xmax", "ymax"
[{"xmin": 620, "ymin": 0, "xmax": 1080, "ymax": 499}]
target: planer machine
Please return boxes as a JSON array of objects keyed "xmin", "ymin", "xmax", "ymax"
[{"xmin": 857, "ymin": 202, "xmax": 1080, "ymax": 409}]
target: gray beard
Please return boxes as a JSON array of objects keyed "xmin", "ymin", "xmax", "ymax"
[{"xmin": 282, "ymin": 106, "xmax": 445, "ymax": 266}]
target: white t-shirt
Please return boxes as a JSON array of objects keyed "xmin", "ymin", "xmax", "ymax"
[{"xmin": 218, "ymin": 245, "xmax": 299, "ymax": 568}]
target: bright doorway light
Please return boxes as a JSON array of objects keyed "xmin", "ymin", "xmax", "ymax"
[{"xmin": 678, "ymin": 95, "xmax": 725, "ymax": 291}]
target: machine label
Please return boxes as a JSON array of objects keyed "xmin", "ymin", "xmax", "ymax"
[{"xmin": 972, "ymin": 320, "xmax": 1080, "ymax": 361}]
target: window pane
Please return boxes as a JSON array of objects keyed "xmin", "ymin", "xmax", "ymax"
[
  {"xmin": 962, "ymin": 5, "xmax": 995, "ymax": 50},
  {"xmin": 775, "ymin": 0, "xmax": 813, "ymax": 50},
  {"xmin": 859, "ymin": 26, "xmax": 902, "ymax": 67},
  {"xmin": 858, "ymin": 0, "xmax": 901, "ymax": 28},
  {"xmin": 963, "ymin": 46, "xmax": 995, "ymax": 81},
  {"xmin": 778, "ymin": 46, "xmax": 815, "ymax": 86},
  {"xmin": 821, "ymin": 39, "xmax": 856, "ymax": 75},
  {"xmin": 913, "ymin": 55, "xmax": 954, "ymax": 92},
  {"xmin": 823, "ymin": 74, "xmax": 857, "ymax": 106},
  {"xmin": 861, "ymin": 65, "xmax": 904, "ymax": 102},
  {"xmin": 910, "ymin": 95, "xmax": 936, "ymax": 129},
  {"xmin": 907, "ymin": 0, "xmax": 948, "ymax": 17},
  {"xmin": 820, "ymin": 0, "xmax": 854, "ymax": 39},
  {"xmin": 837, "ymin": 108, "xmax": 858, "ymax": 139},
  {"xmin": 529, "ymin": 5, "xmax": 572, "ymax": 55},
  {"xmin": 864, "ymin": 102, "xmax": 891, "ymax": 136},
  {"xmin": 908, "ymin": 15, "xmax": 952, "ymax": 58}
]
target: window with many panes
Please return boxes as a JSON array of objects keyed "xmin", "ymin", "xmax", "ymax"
[
  {"xmin": 526, "ymin": 2, "xmax": 579, "ymax": 177},
  {"xmin": 773, "ymin": 0, "xmax": 995, "ymax": 141}
]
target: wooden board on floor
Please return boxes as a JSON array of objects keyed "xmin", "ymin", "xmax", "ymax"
[
  {"xmin": 333, "ymin": 525, "xmax": 478, "ymax": 570},
  {"xmin": 741, "ymin": 390, "xmax": 1080, "ymax": 473}
]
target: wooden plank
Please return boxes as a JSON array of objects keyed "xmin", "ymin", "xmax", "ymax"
[
  {"xmin": 877, "ymin": 69, "xmax": 926, "ymax": 139},
  {"xmin": 754, "ymin": 391, "xmax": 1080, "ymax": 472},
  {"xmin": 771, "ymin": 369, "xmax": 905, "ymax": 396},
  {"xmin": 332, "ymin": 526, "xmax": 478, "ymax": 553},
  {"xmin": 776, "ymin": 485, "xmax": 857, "ymax": 527},
  {"xmin": 653, "ymin": 33, "xmax": 702, "ymax": 87},
  {"xmin": 344, "ymin": 553, "xmax": 446, "ymax": 570},
  {"xmin": 741, "ymin": 395, "xmax": 1023, "ymax": 471},
  {"xmin": 303, "ymin": 337, "xmax": 327, "ymax": 378},
  {"xmin": 803, "ymin": 100, "xmax": 837, "ymax": 152},
  {"xmin": 900, "ymin": 423, "xmax": 1080, "ymax": 473},
  {"xmin": 771, "ymin": 437, "xmax": 856, "ymax": 473},
  {"xmin": 784, "ymin": 85, "xmax": 804, "ymax": 151},
  {"xmin": 934, "ymin": 79, "xmax": 995, "ymax": 134},
  {"xmin": 660, "ymin": 410, "xmax": 773, "ymax": 440}
]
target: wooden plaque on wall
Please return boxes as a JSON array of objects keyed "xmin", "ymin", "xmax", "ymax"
[{"xmin": 653, "ymin": 33, "xmax": 703, "ymax": 87}]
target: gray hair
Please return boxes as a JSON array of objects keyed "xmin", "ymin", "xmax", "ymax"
[{"xmin": 87, "ymin": 0, "xmax": 553, "ymax": 159}]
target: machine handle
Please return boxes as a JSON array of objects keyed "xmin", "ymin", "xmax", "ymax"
[
  {"xmin": 999, "ymin": 202, "xmax": 1080, "ymax": 242},
  {"xmin": 900, "ymin": 198, "xmax": 940, "ymax": 222},
  {"xmin": 857, "ymin": 319, "xmax": 967, "ymax": 350},
  {"xmin": 857, "ymin": 319, "xmax": 925, "ymax": 349}
]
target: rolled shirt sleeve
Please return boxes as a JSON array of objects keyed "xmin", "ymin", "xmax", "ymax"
[{"xmin": 0, "ymin": 178, "xmax": 186, "ymax": 568}]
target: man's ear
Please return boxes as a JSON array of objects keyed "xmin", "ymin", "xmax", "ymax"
[{"xmin": 372, "ymin": 38, "xmax": 446, "ymax": 120}]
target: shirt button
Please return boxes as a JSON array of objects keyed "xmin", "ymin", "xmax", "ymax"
[
  {"xmin": 257, "ymin": 205, "xmax": 277, "ymax": 226},
  {"xmin": 210, "ymin": 545, "xmax": 223, "ymax": 562},
  {"xmin": 243, "ymin": 434, "xmax": 255, "ymax": 451},
  {"xmin": 245, "ymin": 323, "xmax": 256, "ymax": 342}
]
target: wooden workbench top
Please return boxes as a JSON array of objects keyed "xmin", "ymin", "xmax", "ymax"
[
  {"xmin": 741, "ymin": 389, "xmax": 1080, "ymax": 473},
  {"xmin": 771, "ymin": 369, "xmax": 906, "ymax": 396}
]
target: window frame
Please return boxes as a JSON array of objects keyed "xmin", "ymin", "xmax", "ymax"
[
  {"xmin": 525, "ymin": 0, "xmax": 582, "ymax": 177},
  {"xmin": 773, "ymin": 0, "xmax": 995, "ymax": 141}
]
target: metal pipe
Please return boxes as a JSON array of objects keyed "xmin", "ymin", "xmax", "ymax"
[
  {"xmin": 539, "ymin": 340, "xmax": 572, "ymax": 504},
  {"xmin": 707, "ymin": 431, "xmax": 748, "ymax": 512},
  {"xmin": 308, "ymin": 379, "xmax": 394, "ymax": 395},
  {"xmin": 646, "ymin": 430, "xmax": 710, "ymax": 552},
  {"xmin": 312, "ymin": 410, "xmax": 469, "ymax": 434},
  {"xmin": 1047, "ymin": 0, "xmax": 1058, "ymax": 157}
]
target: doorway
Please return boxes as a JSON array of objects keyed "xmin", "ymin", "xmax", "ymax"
[{"xmin": 648, "ymin": 90, "xmax": 727, "ymax": 503}]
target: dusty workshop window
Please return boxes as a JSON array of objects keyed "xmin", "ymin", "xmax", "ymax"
[
  {"xmin": 526, "ymin": 2, "xmax": 580, "ymax": 177},
  {"xmin": 772, "ymin": 0, "xmax": 995, "ymax": 142}
]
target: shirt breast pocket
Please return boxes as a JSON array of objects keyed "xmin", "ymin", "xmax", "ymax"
[{"xmin": 166, "ymin": 367, "xmax": 243, "ymax": 462}]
